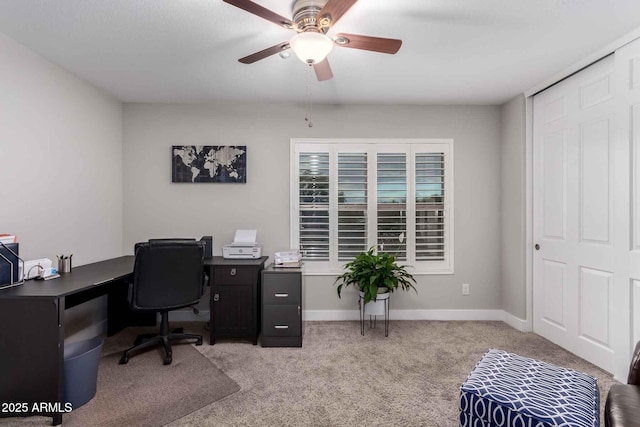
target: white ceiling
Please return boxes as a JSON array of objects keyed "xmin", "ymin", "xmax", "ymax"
[{"xmin": 1, "ymin": 0, "xmax": 640, "ymax": 105}]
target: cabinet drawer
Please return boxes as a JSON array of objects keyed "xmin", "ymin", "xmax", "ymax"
[
  {"xmin": 262, "ymin": 305, "xmax": 300, "ymax": 337},
  {"xmin": 262, "ymin": 274, "xmax": 301, "ymax": 305},
  {"xmin": 214, "ymin": 266, "xmax": 253, "ymax": 285}
]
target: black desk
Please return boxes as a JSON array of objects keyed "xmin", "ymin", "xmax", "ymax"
[
  {"xmin": 0, "ymin": 255, "xmax": 264, "ymax": 425},
  {"xmin": 0, "ymin": 256, "xmax": 150, "ymax": 425}
]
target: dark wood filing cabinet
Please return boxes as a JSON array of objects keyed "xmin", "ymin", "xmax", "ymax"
[
  {"xmin": 208, "ymin": 256, "xmax": 268, "ymax": 345},
  {"xmin": 261, "ymin": 264, "xmax": 303, "ymax": 347}
]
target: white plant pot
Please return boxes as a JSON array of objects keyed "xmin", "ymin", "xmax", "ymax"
[{"xmin": 359, "ymin": 291, "xmax": 389, "ymax": 316}]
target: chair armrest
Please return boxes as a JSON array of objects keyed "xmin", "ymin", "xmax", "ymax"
[
  {"xmin": 605, "ymin": 384, "xmax": 640, "ymax": 426},
  {"xmin": 628, "ymin": 341, "xmax": 640, "ymax": 385}
]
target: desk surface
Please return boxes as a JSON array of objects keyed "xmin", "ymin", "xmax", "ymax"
[
  {"xmin": 0, "ymin": 256, "xmax": 135, "ymax": 299},
  {"xmin": 0, "ymin": 255, "xmax": 269, "ymax": 299}
]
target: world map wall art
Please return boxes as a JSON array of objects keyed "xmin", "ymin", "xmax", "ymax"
[{"xmin": 172, "ymin": 145, "xmax": 247, "ymax": 183}]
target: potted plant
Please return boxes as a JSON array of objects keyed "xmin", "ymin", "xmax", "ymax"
[{"xmin": 334, "ymin": 246, "xmax": 417, "ymax": 315}]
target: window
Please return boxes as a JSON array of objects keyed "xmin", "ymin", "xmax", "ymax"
[
  {"xmin": 298, "ymin": 152, "xmax": 330, "ymax": 260},
  {"xmin": 338, "ymin": 153, "xmax": 368, "ymax": 260},
  {"xmin": 291, "ymin": 139, "xmax": 453, "ymax": 274},
  {"xmin": 377, "ymin": 153, "xmax": 407, "ymax": 260}
]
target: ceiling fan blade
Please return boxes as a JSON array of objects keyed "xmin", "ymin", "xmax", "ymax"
[
  {"xmin": 334, "ymin": 33, "xmax": 402, "ymax": 54},
  {"xmin": 239, "ymin": 42, "xmax": 290, "ymax": 64},
  {"xmin": 223, "ymin": 0, "xmax": 294, "ymax": 30},
  {"xmin": 317, "ymin": 0, "xmax": 358, "ymax": 28},
  {"xmin": 314, "ymin": 58, "xmax": 333, "ymax": 81}
]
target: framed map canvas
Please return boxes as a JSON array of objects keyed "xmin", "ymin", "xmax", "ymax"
[{"xmin": 172, "ymin": 146, "xmax": 247, "ymax": 183}]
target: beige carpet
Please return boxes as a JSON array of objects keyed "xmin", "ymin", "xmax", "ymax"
[
  {"xmin": 4, "ymin": 321, "xmax": 621, "ymax": 426},
  {"xmin": 175, "ymin": 321, "xmax": 619, "ymax": 427}
]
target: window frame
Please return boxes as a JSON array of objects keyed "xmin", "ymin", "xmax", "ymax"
[{"xmin": 290, "ymin": 138, "xmax": 454, "ymax": 275}]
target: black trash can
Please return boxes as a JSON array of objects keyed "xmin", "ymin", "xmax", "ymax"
[{"xmin": 63, "ymin": 337, "xmax": 104, "ymax": 410}]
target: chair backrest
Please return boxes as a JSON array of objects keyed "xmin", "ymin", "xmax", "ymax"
[
  {"xmin": 132, "ymin": 239, "xmax": 204, "ymax": 311},
  {"xmin": 628, "ymin": 340, "xmax": 640, "ymax": 385}
]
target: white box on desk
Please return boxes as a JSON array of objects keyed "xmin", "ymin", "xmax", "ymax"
[{"xmin": 19, "ymin": 258, "xmax": 53, "ymax": 280}]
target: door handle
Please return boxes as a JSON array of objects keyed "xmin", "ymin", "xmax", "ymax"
[
  {"xmin": 275, "ymin": 293, "xmax": 289, "ymax": 298},
  {"xmin": 535, "ymin": 244, "xmax": 540, "ymax": 251},
  {"xmin": 213, "ymin": 293, "xmax": 220, "ymax": 302},
  {"xmin": 230, "ymin": 268, "xmax": 236, "ymax": 276},
  {"xmin": 274, "ymin": 325, "xmax": 289, "ymax": 329}
]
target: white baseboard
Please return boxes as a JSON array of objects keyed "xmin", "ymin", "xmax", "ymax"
[
  {"xmin": 501, "ymin": 311, "xmax": 530, "ymax": 332},
  {"xmin": 303, "ymin": 309, "xmax": 507, "ymax": 322},
  {"xmin": 304, "ymin": 309, "xmax": 531, "ymax": 332},
  {"xmin": 171, "ymin": 309, "xmax": 529, "ymax": 330},
  {"xmin": 303, "ymin": 310, "xmax": 361, "ymax": 321},
  {"xmin": 70, "ymin": 309, "xmax": 528, "ymax": 339}
]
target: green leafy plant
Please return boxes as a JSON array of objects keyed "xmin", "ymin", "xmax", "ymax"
[{"xmin": 334, "ymin": 247, "xmax": 417, "ymax": 305}]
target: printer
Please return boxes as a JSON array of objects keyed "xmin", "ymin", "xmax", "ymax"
[{"xmin": 222, "ymin": 229, "xmax": 263, "ymax": 259}]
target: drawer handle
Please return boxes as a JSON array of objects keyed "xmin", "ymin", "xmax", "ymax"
[
  {"xmin": 274, "ymin": 325, "xmax": 289, "ymax": 329},
  {"xmin": 274, "ymin": 293, "xmax": 289, "ymax": 298},
  {"xmin": 230, "ymin": 268, "xmax": 236, "ymax": 276}
]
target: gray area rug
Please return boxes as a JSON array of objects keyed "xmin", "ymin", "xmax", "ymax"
[
  {"xmin": 175, "ymin": 321, "xmax": 619, "ymax": 427},
  {"xmin": 3, "ymin": 326, "xmax": 240, "ymax": 427},
  {"xmin": 64, "ymin": 344, "xmax": 240, "ymax": 427}
]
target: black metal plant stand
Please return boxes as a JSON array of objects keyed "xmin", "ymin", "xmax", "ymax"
[{"xmin": 359, "ymin": 294, "xmax": 389, "ymax": 337}]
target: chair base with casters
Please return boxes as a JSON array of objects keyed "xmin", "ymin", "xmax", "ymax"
[{"xmin": 119, "ymin": 310, "xmax": 203, "ymax": 365}]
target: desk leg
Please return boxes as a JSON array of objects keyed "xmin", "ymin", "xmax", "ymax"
[
  {"xmin": 209, "ymin": 303, "xmax": 216, "ymax": 345},
  {"xmin": 0, "ymin": 298, "xmax": 64, "ymax": 425},
  {"xmin": 52, "ymin": 413, "xmax": 62, "ymax": 426}
]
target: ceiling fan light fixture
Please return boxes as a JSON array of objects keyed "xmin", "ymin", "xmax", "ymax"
[{"xmin": 289, "ymin": 32, "xmax": 334, "ymax": 65}]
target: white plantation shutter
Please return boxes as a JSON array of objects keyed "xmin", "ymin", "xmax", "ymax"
[
  {"xmin": 298, "ymin": 153, "xmax": 330, "ymax": 260},
  {"xmin": 415, "ymin": 153, "xmax": 446, "ymax": 260},
  {"xmin": 377, "ymin": 153, "xmax": 407, "ymax": 260},
  {"xmin": 292, "ymin": 139, "xmax": 453, "ymax": 274},
  {"xmin": 337, "ymin": 153, "xmax": 368, "ymax": 260}
]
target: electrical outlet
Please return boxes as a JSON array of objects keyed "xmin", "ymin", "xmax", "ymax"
[{"xmin": 462, "ymin": 283, "xmax": 470, "ymax": 296}]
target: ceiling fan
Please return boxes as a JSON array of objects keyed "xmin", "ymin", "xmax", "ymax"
[{"xmin": 222, "ymin": 0, "xmax": 402, "ymax": 81}]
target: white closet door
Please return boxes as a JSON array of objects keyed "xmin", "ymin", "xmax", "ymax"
[
  {"xmin": 615, "ymin": 38, "xmax": 640, "ymax": 375},
  {"xmin": 533, "ymin": 55, "xmax": 616, "ymax": 372}
]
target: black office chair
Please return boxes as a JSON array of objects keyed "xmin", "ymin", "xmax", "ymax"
[{"xmin": 119, "ymin": 239, "xmax": 205, "ymax": 365}]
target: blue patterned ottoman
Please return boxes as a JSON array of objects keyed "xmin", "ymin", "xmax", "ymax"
[{"xmin": 459, "ymin": 349, "xmax": 599, "ymax": 427}]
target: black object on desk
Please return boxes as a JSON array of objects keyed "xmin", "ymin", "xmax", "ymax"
[
  {"xmin": 208, "ymin": 256, "xmax": 268, "ymax": 345},
  {"xmin": 200, "ymin": 236, "xmax": 213, "ymax": 257},
  {"xmin": 0, "ymin": 256, "xmax": 154, "ymax": 426},
  {"xmin": 0, "ymin": 242, "xmax": 20, "ymax": 287}
]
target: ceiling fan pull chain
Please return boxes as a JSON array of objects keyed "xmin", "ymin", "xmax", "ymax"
[{"xmin": 305, "ymin": 65, "xmax": 313, "ymax": 127}]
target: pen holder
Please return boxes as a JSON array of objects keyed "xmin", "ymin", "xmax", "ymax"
[{"xmin": 58, "ymin": 258, "xmax": 72, "ymax": 274}]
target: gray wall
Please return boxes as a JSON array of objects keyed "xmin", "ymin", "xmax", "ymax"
[
  {"xmin": 499, "ymin": 95, "xmax": 526, "ymax": 319},
  {"xmin": 0, "ymin": 33, "xmax": 123, "ymax": 264},
  {"xmin": 0, "ymin": 32, "xmax": 522, "ymax": 324},
  {"xmin": 0, "ymin": 33, "xmax": 123, "ymax": 337},
  {"xmin": 123, "ymin": 103, "xmax": 502, "ymax": 312}
]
